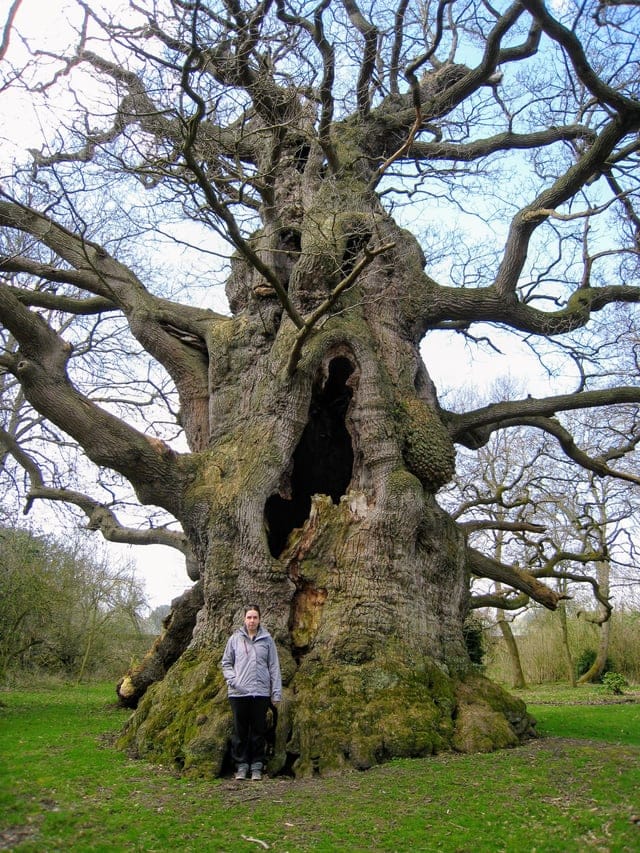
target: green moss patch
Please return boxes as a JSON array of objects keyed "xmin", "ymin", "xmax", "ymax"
[
  {"xmin": 289, "ymin": 654, "xmax": 457, "ymax": 776},
  {"xmin": 117, "ymin": 649, "xmax": 537, "ymax": 779},
  {"xmin": 453, "ymin": 674, "xmax": 536, "ymax": 752},
  {"xmin": 118, "ymin": 648, "xmax": 231, "ymax": 776},
  {"xmin": 394, "ymin": 398, "xmax": 456, "ymax": 491}
]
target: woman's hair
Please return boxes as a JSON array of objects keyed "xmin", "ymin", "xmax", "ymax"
[{"xmin": 244, "ymin": 604, "xmax": 261, "ymax": 617}]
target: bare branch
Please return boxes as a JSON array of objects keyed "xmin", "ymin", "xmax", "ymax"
[
  {"xmin": 406, "ymin": 125, "xmax": 596, "ymax": 165},
  {"xmin": 520, "ymin": 418, "xmax": 640, "ymax": 486},
  {"xmin": 274, "ymin": 0, "xmax": 338, "ymax": 171},
  {"xmin": 286, "ymin": 240, "xmax": 395, "ymax": 375},
  {"xmin": 0, "ymin": 0, "xmax": 22, "ymax": 62},
  {"xmin": 447, "ymin": 387, "xmax": 640, "ymax": 454},
  {"xmin": 521, "ymin": 0, "xmax": 640, "ymax": 114},
  {"xmin": 0, "ymin": 282, "xmax": 185, "ymax": 513},
  {"xmin": 470, "ymin": 591, "xmax": 530, "ymax": 610},
  {"xmin": 467, "ymin": 546, "xmax": 563, "ymax": 610},
  {"xmin": 494, "ymin": 117, "xmax": 640, "ymax": 300},
  {"xmin": 460, "ymin": 519, "xmax": 545, "ymax": 534},
  {"xmin": 1, "ymin": 284, "xmax": 116, "ymax": 315},
  {"xmin": 27, "ymin": 485, "xmax": 192, "ymax": 555},
  {"xmin": 389, "ymin": 0, "xmax": 409, "ymax": 96},
  {"xmin": 178, "ymin": 39, "xmax": 305, "ymax": 328},
  {"xmin": 341, "ymin": 0, "xmax": 378, "ymax": 117},
  {"xmin": 0, "ymin": 422, "xmax": 191, "ymax": 561}
]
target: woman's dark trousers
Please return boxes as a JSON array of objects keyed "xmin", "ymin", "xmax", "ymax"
[{"xmin": 229, "ymin": 696, "xmax": 270, "ymax": 769}]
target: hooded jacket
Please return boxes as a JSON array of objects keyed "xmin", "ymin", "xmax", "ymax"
[{"xmin": 221, "ymin": 624, "xmax": 282, "ymax": 701}]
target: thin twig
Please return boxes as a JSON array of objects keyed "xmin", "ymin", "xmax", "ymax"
[{"xmin": 286, "ymin": 240, "xmax": 394, "ymax": 375}]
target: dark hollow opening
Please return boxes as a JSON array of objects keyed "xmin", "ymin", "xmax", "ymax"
[
  {"xmin": 265, "ymin": 357, "xmax": 355, "ymax": 557},
  {"xmin": 274, "ymin": 228, "xmax": 302, "ymax": 291},
  {"xmin": 340, "ymin": 230, "xmax": 372, "ymax": 278},
  {"xmin": 293, "ymin": 142, "xmax": 311, "ymax": 173},
  {"xmin": 279, "ymin": 228, "xmax": 301, "ymax": 254}
]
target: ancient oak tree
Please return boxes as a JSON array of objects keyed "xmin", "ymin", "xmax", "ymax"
[{"xmin": 1, "ymin": 0, "xmax": 639, "ymax": 775}]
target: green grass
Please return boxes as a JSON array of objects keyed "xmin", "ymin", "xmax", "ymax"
[
  {"xmin": 1, "ymin": 682, "xmax": 639, "ymax": 852},
  {"xmin": 516, "ymin": 682, "xmax": 640, "ymax": 745}
]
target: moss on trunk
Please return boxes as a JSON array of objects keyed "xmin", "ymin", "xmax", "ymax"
[{"xmin": 119, "ymin": 646, "xmax": 535, "ymax": 778}]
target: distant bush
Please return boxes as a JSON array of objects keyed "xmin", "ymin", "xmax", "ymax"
[
  {"xmin": 609, "ymin": 608, "xmax": 640, "ymax": 682},
  {"xmin": 0, "ymin": 527, "xmax": 149, "ymax": 683},
  {"xmin": 602, "ymin": 672, "xmax": 628, "ymax": 695},
  {"xmin": 485, "ymin": 605, "xmax": 640, "ymax": 686}
]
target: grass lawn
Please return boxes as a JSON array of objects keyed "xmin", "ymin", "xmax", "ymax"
[{"xmin": 1, "ymin": 681, "xmax": 639, "ymax": 852}]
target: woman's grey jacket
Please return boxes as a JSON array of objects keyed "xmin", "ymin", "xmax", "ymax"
[{"xmin": 221, "ymin": 625, "xmax": 282, "ymax": 701}]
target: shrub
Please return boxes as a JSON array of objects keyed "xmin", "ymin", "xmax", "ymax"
[
  {"xmin": 0, "ymin": 527, "xmax": 148, "ymax": 682},
  {"xmin": 601, "ymin": 672, "xmax": 627, "ymax": 695}
]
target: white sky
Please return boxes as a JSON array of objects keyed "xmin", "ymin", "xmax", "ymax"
[{"xmin": 108, "ymin": 542, "xmax": 190, "ymax": 611}]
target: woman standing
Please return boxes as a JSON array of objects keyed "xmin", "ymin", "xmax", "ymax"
[{"xmin": 221, "ymin": 605, "xmax": 282, "ymax": 780}]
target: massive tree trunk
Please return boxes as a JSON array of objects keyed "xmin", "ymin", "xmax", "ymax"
[{"xmin": 119, "ymin": 182, "xmax": 534, "ymax": 776}]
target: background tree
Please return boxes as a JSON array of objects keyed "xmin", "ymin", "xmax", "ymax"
[
  {"xmin": 488, "ymin": 601, "xmax": 640, "ymax": 685},
  {"xmin": 0, "ymin": 527, "xmax": 148, "ymax": 682},
  {"xmin": 0, "ymin": 527, "xmax": 54, "ymax": 680},
  {"xmin": 448, "ymin": 395, "xmax": 640, "ymax": 688},
  {"xmin": 1, "ymin": 0, "xmax": 640, "ymax": 775},
  {"xmin": 144, "ymin": 605, "xmax": 173, "ymax": 637},
  {"xmin": 444, "ymin": 407, "xmax": 542, "ymax": 689}
]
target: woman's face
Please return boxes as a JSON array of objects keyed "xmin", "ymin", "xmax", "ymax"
[{"xmin": 244, "ymin": 609, "xmax": 260, "ymax": 633}]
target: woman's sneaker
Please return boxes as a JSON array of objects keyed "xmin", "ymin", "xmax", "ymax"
[{"xmin": 234, "ymin": 764, "xmax": 249, "ymax": 780}]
